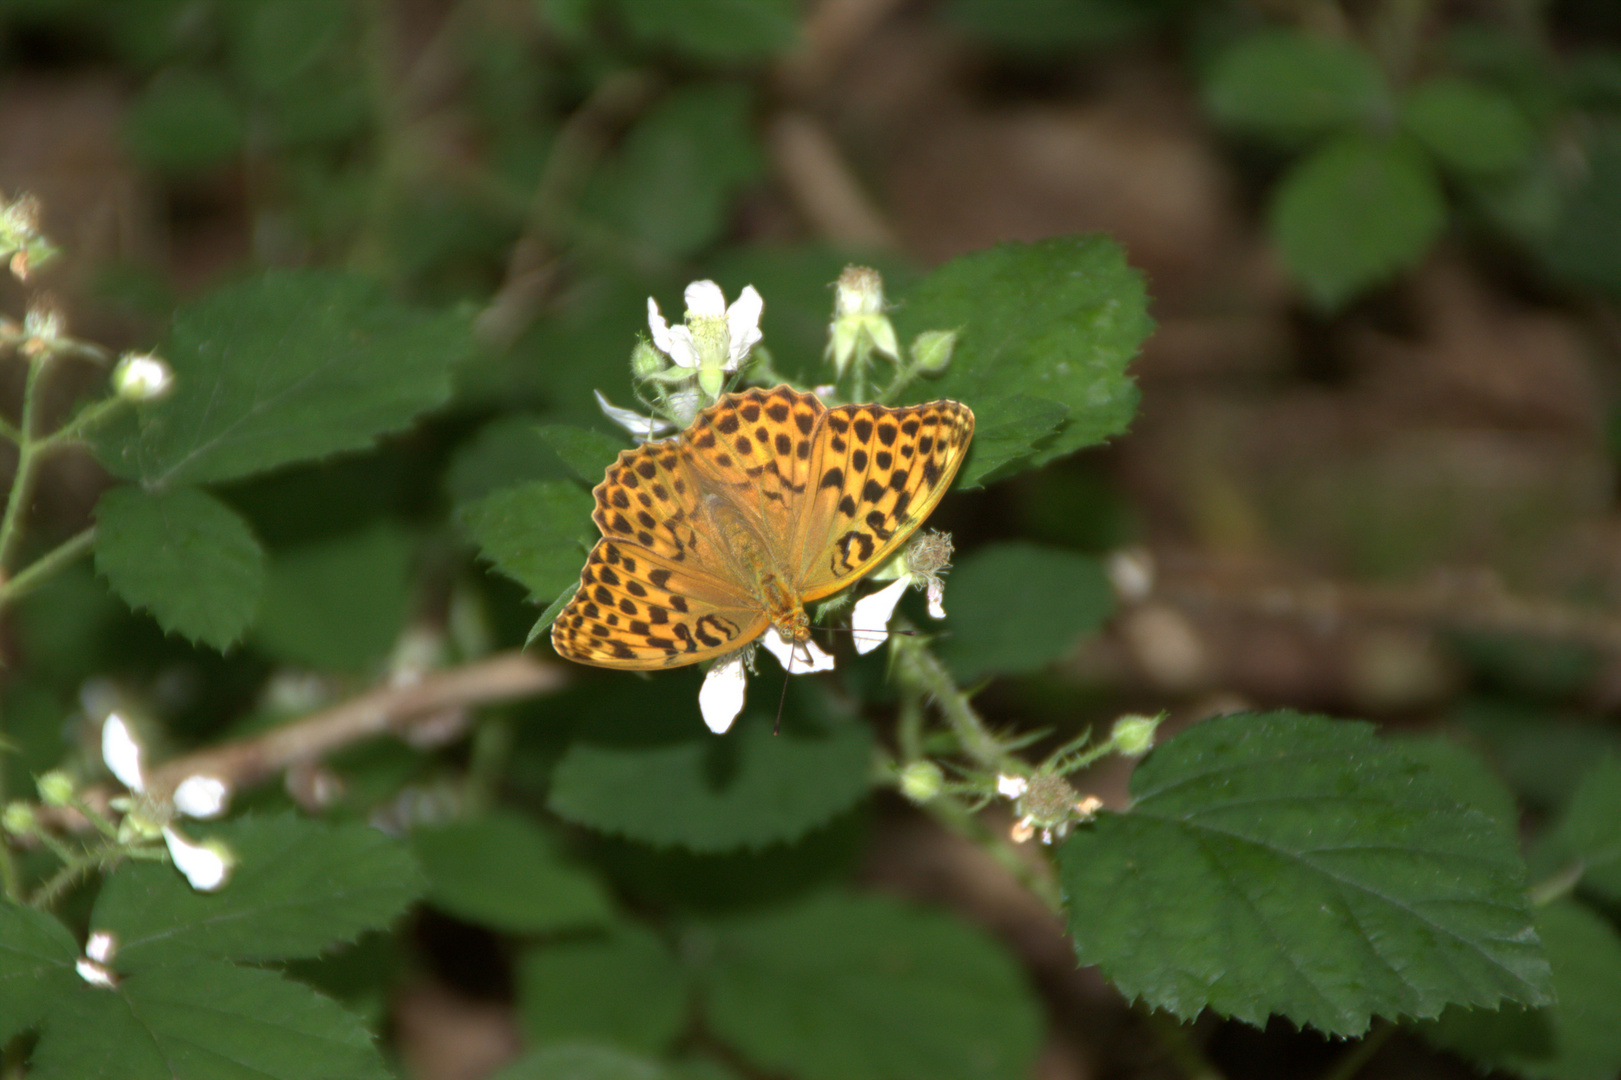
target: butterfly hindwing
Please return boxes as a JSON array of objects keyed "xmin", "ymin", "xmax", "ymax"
[
  {"xmin": 551, "ymin": 539, "xmax": 767, "ymax": 669},
  {"xmin": 795, "ymin": 399, "xmax": 974, "ymax": 600}
]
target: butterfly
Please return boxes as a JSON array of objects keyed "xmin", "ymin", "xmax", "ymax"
[{"xmin": 551, "ymin": 385, "xmax": 974, "ymax": 669}]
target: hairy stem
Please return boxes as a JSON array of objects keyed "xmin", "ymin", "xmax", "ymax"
[{"xmin": 0, "ymin": 525, "xmax": 95, "ymax": 608}]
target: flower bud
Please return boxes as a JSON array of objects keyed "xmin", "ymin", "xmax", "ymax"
[
  {"xmin": 898, "ymin": 760, "xmax": 944, "ymax": 803},
  {"xmin": 631, "ymin": 339, "xmax": 667, "ymax": 377},
  {"xmin": 112, "ymin": 352, "xmax": 174, "ymax": 402},
  {"xmin": 1110, "ymin": 713, "xmax": 1161, "ymax": 756},
  {"xmin": 2, "ymin": 800, "xmax": 36, "ymax": 835},
  {"xmin": 909, "ymin": 329, "xmax": 958, "ymax": 374},
  {"xmin": 36, "ymin": 771, "xmax": 74, "ymax": 808}
]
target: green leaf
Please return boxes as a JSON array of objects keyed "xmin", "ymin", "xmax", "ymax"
[
  {"xmin": 459, "ymin": 479, "xmax": 595, "ymax": 602},
  {"xmin": 94, "ymin": 814, "xmax": 425, "ymax": 966},
  {"xmin": 123, "ymin": 68, "xmax": 245, "ymax": 173},
  {"xmin": 94, "ymin": 269, "xmax": 467, "ymax": 486},
  {"xmin": 1546, "ymin": 757, "xmax": 1621, "ymax": 905},
  {"xmin": 956, "ymin": 395, "xmax": 1068, "ymax": 488},
  {"xmin": 490, "ymin": 1044, "xmax": 671, "ymax": 1080},
  {"xmin": 702, "ymin": 892, "xmax": 1043, "ymax": 1080},
  {"xmin": 1057, "ymin": 711, "xmax": 1551, "ymax": 1035},
  {"xmin": 611, "ymin": 0, "xmax": 797, "ymax": 61},
  {"xmin": 517, "ymin": 925, "xmax": 688, "ymax": 1054},
  {"xmin": 94, "ymin": 485, "xmax": 265, "ymax": 650},
  {"xmin": 894, "ymin": 237, "xmax": 1147, "ymax": 476},
  {"xmin": 1270, "ymin": 134, "xmax": 1446, "ymax": 308},
  {"xmin": 936, "ymin": 542, "xmax": 1112, "ymax": 682},
  {"xmin": 254, "ymin": 523, "xmax": 416, "ymax": 671},
  {"xmin": 1400, "ymin": 76, "xmax": 1535, "ymax": 175},
  {"xmin": 0, "ymin": 903, "xmax": 79, "ymax": 1043},
  {"xmin": 540, "ymin": 424, "xmax": 629, "ymax": 486},
  {"xmin": 231, "ymin": 0, "xmax": 347, "ymax": 91},
  {"xmin": 548, "ymin": 716, "xmax": 872, "ymax": 853},
  {"xmin": 444, "ymin": 413, "xmax": 570, "ymax": 504},
  {"xmin": 30, "ymin": 958, "xmax": 388, "ymax": 1080},
  {"xmin": 413, "ymin": 812, "xmax": 614, "ymax": 934},
  {"xmin": 1205, "ymin": 29, "xmax": 1391, "ymax": 143},
  {"xmin": 1393, "ymin": 734, "xmax": 1520, "ymax": 838},
  {"xmin": 581, "ymin": 84, "xmax": 764, "ymax": 261},
  {"xmin": 1422, "ymin": 901, "xmax": 1621, "ymax": 1080},
  {"xmin": 529, "ymin": 580, "xmax": 580, "ymax": 643}
]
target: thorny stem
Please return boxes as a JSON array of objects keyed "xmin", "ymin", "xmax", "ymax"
[
  {"xmin": 920, "ymin": 788, "xmax": 1062, "ymax": 912},
  {"xmin": 891, "ymin": 633, "xmax": 1006, "ymax": 768}
]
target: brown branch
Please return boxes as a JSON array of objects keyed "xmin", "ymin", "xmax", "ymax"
[{"xmin": 145, "ymin": 651, "xmax": 566, "ymax": 799}]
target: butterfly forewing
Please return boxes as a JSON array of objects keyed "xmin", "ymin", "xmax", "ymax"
[
  {"xmin": 794, "ymin": 400, "xmax": 974, "ymax": 600},
  {"xmin": 680, "ymin": 386, "xmax": 825, "ymax": 547}
]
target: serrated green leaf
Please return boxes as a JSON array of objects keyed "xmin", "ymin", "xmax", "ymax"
[
  {"xmin": 30, "ymin": 958, "xmax": 387, "ymax": 1080},
  {"xmin": 1422, "ymin": 901, "xmax": 1621, "ymax": 1080},
  {"xmin": 529, "ymin": 580, "xmax": 580, "ymax": 643},
  {"xmin": 0, "ymin": 903, "xmax": 79, "ymax": 1043},
  {"xmin": 93, "ymin": 269, "xmax": 466, "ymax": 486},
  {"xmin": 893, "ymin": 237, "xmax": 1147, "ymax": 475},
  {"xmin": 580, "ymin": 84, "xmax": 764, "ymax": 260},
  {"xmin": 254, "ymin": 523, "xmax": 416, "ymax": 671},
  {"xmin": 548, "ymin": 716, "xmax": 872, "ymax": 853},
  {"xmin": 460, "ymin": 479, "xmax": 595, "ymax": 603},
  {"xmin": 1546, "ymin": 757, "xmax": 1621, "ymax": 904},
  {"xmin": 94, "ymin": 485, "xmax": 264, "ymax": 650},
  {"xmin": 956, "ymin": 395, "xmax": 1068, "ymax": 487},
  {"xmin": 94, "ymin": 814, "xmax": 425, "ymax": 966},
  {"xmin": 702, "ymin": 892, "xmax": 1042, "ymax": 1080},
  {"xmin": 517, "ymin": 925, "xmax": 688, "ymax": 1053},
  {"xmin": 1393, "ymin": 733, "xmax": 1521, "ymax": 838},
  {"xmin": 123, "ymin": 68, "xmax": 245, "ymax": 173},
  {"xmin": 539, "ymin": 425, "xmax": 629, "ymax": 486},
  {"xmin": 611, "ymin": 0, "xmax": 797, "ymax": 61},
  {"xmin": 445, "ymin": 413, "xmax": 569, "ymax": 504},
  {"xmin": 1057, "ymin": 711, "xmax": 1550, "ymax": 1036},
  {"xmin": 490, "ymin": 1043, "xmax": 670, "ymax": 1080},
  {"xmin": 936, "ymin": 542, "xmax": 1112, "ymax": 682},
  {"xmin": 1400, "ymin": 76, "xmax": 1535, "ymax": 175},
  {"xmin": 1205, "ymin": 29, "xmax": 1391, "ymax": 142},
  {"xmin": 413, "ymin": 812, "xmax": 614, "ymax": 933},
  {"xmin": 1270, "ymin": 135, "xmax": 1446, "ymax": 308}
]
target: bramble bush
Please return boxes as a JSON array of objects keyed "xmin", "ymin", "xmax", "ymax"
[{"xmin": 3, "ymin": 3, "xmax": 1621, "ymax": 1080}]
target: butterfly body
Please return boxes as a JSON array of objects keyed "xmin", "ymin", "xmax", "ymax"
[{"xmin": 551, "ymin": 385, "xmax": 973, "ymax": 670}]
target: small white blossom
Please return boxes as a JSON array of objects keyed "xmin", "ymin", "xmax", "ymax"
[
  {"xmin": 997, "ymin": 773, "xmax": 1028, "ymax": 799},
  {"xmin": 85, "ymin": 930, "xmax": 116, "ymax": 964},
  {"xmin": 648, "ymin": 281, "xmax": 763, "ymax": 398},
  {"xmin": 76, "ymin": 956, "xmax": 117, "ymax": 988},
  {"xmin": 173, "ymin": 775, "xmax": 229, "ymax": 819},
  {"xmin": 163, "ymin": 828, "xmax": 232, "ymax": 892},
  {"xmin": 101, "ymin": 713, "xmax": 145, "ymax": 792},
  {"xmin": 849, "ymin": 533, "xmax": 954, "ymax": 654},
  {"xmin": 697, "ymin": 630, "xmax": 835, "ymax": 735},
  {"xmin": 699, "ymin": 653, "xmax": 749, "ymax": 734},
  {"xmin": 112, "ymin": 352, "xmax": 173, "ymax": 401}
]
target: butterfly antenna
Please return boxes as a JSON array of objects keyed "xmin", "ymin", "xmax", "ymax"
[{"xmin": 774, "ymin": 655, "xmax": 793, "ymax": 736}]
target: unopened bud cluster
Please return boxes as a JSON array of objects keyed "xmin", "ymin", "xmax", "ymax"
[{"xmin": 0, "ymin": 192, "xmax": 57, "ymax": 280}]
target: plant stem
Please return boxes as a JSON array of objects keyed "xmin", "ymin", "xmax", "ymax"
[
  {"xmin": 1316, "ymin": 1022, "xmax": 1394, "ymax": 1080},
  {"xmin": 922, "ymin": 793, "xmax": 1062, "ymax": 912},
  {"xmin": 0, "ymin": 358, "xmax": 46, "ymax": 570},
  {"xmin": 0, "ymin": 834, "xmax": 18, "ymax": 903},
  {"xmin": 0, "ymin": 525, "xmax": 94, "ymax": 608},
  {"xmin": 892, "ymin": 635, "xmax": 1006, "ymax": 768}
]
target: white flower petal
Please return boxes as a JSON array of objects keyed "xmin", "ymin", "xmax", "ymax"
[
  {"xmin": 594, "ymin": 390, "xmax": 673, "ymax": 441},
  {"xmin": 851, "ymin": 577, "xmax": 909, "ymax": 654},
  {"xmin": 76, "ymin": 957, "xmax": 117, "ymax": 987},
  {"xmin": 699, "ymin": 655, "xmax": 748, "ymax": 734},
  {"xmin": 85, "ymin": 930, "xmax": 116, "ymax": 964},
  {"xmin": 996, "ymin": 773, "xmax": 1028, "ymax": 799},
  {"xmin": 684, "ymin": 279, "xmax": 726, "ymax": 318},
  {"xmin": 164, "ymin": 828, "xmax": 231, "ymax": 892},
  {"xmin": 726, "ymin": 285, "xmax": 764, "ymax": 365},
  {"xmin": 926, "ymin": 578, "xmax": 946, "ymax": 619},
  {"xmin": 101, "ymin": 713, "xmax": 145, "ymax": 792},
  {"xmin": 665, "ymin": 325, "xmax": 700, "ymax": 368},
  {"xmin": 173, "ymin": 775, "xmax": 230, "ymax": 820},
  {"xmin": 762, "ymin": 629, "xmax": 836, "ymax": 674},
  {"xmin": 647, "ymin": 296, "xmax": 674, "ymax": 351}
]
